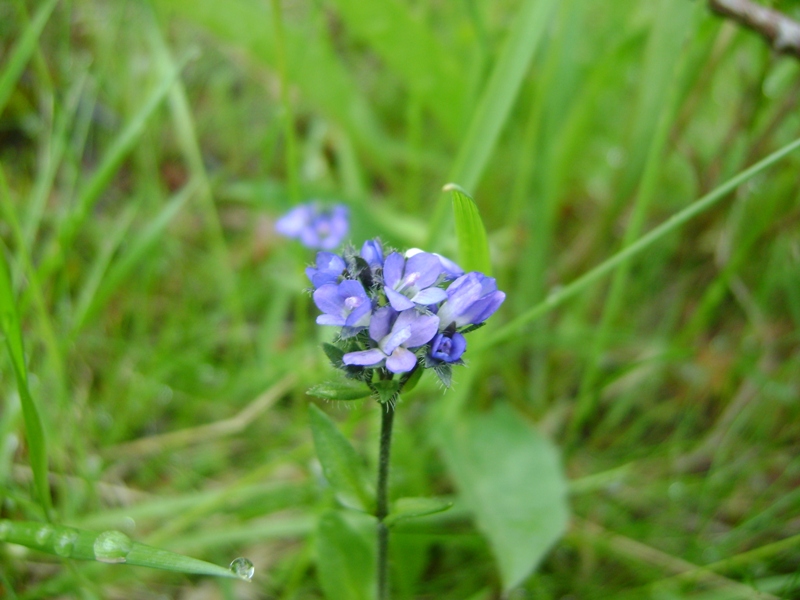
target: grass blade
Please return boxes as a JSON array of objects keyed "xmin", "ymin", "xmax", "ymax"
[
  {"xmin": 0, "ymin": 246, "xmax": 51, "ymax": 515},
  {"xmin": 71, "ymin": 182, "xmax": 195, "ymax": 333},
  {"xmin": 479, "ymin": 134, "xmax": 800, "ymax": 350},
  {"xmin": 443, "ymin": 183, "xmax": 491, "ymax": 275},
  {"xmin": 0, "ymin": 520, "xmax": 246, "ymax": 579},
  {"xmin": 448, "ymin": 0, "xmax": 558, "ymax": 193},
  {"xmin": 0, "ymin": 0, "xmax": 58, "ymax": 117},
  {"xmin": 38, "ymin": 51, "xmax": 192, "ymax": 282}
]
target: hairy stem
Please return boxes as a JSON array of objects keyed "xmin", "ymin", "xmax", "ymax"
[{"xmin": 376, "ymin": 401, "xmax": 396, "ymax": 600}]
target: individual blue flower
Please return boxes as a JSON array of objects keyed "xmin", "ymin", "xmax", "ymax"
[
  {"xmin": 313, "ymin": 280, "xmax": 372, "ymax": 336},
  {"xmin": 343, "ymin": 307, "xmax": 439, "ymax": 373},
  {"xmin": 306, "ymin": 252, "xmax": 346, "ymax": 289},
  {"xmin": 383, "ymin": 251, "xmax": 447, "ymax": 311},
  {"xmin": 406, "ymin": 248, "xmax": 464, "ymax": 281},
  {"xmin": 437, "ymin": 272, "xmax": 505, "ymax": 329},
  {"xmin": 428, "ymin": 332, "xmax": 467, "ymax": 364},
  {"xmin": 360, "ymin": 239, "xmax": 384, "ymax": 269},
  {"xmin": 275, "ymin": 202, "xmax": 349, "ymax": 250}
]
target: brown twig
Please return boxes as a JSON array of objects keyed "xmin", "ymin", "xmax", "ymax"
[{"xmin": 709, "ymin": 0, "xmax": 800, "ymax": 58}]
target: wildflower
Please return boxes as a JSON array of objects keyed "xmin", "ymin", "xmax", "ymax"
[
  {"xmin": 383, "ymin": 252, "xmax": 448, "ymax": 311},
  {"xmin": 428, "ymin": 332, "xmax": 467, "ymax": 364},
  {"xmin": 436, "ymin": 272, "xmax": 505, "ymax": 329},
  {"xmin": 313, "ymin": 280, "xmax": 372, "ymax": 336},
  {"xmin": 343, "ymin": 307, "xmax": 439, "ymax": 373},
  {"xmin": 275, "ymin": 202, "xmax": 349, "ymax": 250},
  {"xmin": 306, "ymin": 252, "xmax": 346, "ymax": 289}
]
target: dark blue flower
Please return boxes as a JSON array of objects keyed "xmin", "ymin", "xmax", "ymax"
[
  {"xmin": 313, "ymin": 280, "xmax": 372, "ymax": 336},
  {"xmin": 437, "ymin": 272, "xmax": 505, "ymax": 329},
  {"xmin": 383, "ymin": 251, "xmax": 448, "ymax": 311},
  {"xmin": 343, "ymin": 307, "xmax": 439, "ymax": 373},
  {"xmin": 360, "ymin": 239, "xmax": 384, "ymax": 269},
  {"xmin": 275, "ymin": 202, "xmax": 349, "ymax": 250},
  {"xmin": 429, "ymin": 332, "xmax": 466, "ymax": 363}
]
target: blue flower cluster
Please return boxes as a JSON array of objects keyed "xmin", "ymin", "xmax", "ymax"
[
  {"xmin": 275, "ymin": 202, "xmax": 349, "ymax": 250},
  {"xmin": 307, "ymin": 239, "xmax": 505, "ymax": 386}
]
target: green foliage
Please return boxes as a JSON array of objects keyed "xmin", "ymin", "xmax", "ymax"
[
  {"xmin": 439, "ymin": 404, "xmax": 569, "ymax": 591},
  {"xmin": 315, "ymin": 510, "xmax": 376, "ymax": 600},
  {"xmin": 3, "ymin": 0, "xmax": 800, "ymax": 596},
  {"xmin": 309, "ymin": 404, "xmax": 375, "ymax": 512},
  {"xmin": 0, "ymin": 520, "xmax": 242, "ymax": 578},
  {"xmin": 0, "ymin": 247, "xmax": 51, "ymax": 515}
]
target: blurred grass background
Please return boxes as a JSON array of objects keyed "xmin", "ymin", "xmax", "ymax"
[{"xmin": 1, "ymin": 0, "xmax": 800, "ymax": 597}]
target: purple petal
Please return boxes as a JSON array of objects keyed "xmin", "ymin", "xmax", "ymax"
[
  {"xmin": 369, "ymin": 306, "xmax": 397, "ymax": 343},
  {"xmin": 343, "ymin": 349, "xmax": 386, "ymax": 367},
  {"xmin": 436, "ymin": 253, "xmax": 464, "ymax": 280},
  {"xmin": 404, "ymin": 252, "xmax": 442, "ymax": 289},
  {"xmin": 464, "ymin": 290, "xmax": 505, "ymax": 325},
  {"xmin": 317, "ymin": 314, "xmax": 345, "ymax": 326},
  {"xmin": 394, "ymin": 310, "xmax": 439, "ymax": 348},
  {"xmin": 383, "ymin": 253, "xmax": 405, "ymax": 288},
  {"xmin": 345, "ymin": 299, "xmax": 373, "ymax": 329},
  {"xmin": 275, "ymin": 205, "xmax": 311, "ymax": 236},
  {"xmin": 313, "ymin": 283, "xmax": 345, "ymax": 316},
  {"xmin": 338, "ymin": 279, "xmax": 368, "ymax": 302},
  {"xmin": 380, "ymin": 323, "xmax": 412, "ymax": 355},
  {"xmin": 410, "ymin": 287, "xmax": 447, "ymax": 306},
  {"xmin": 385, "ymin": 287, "xmax": 415, "ymax": 311},
  {"xmin": 385, "ymin": 347, "xmax": 417, "ymax": 373}
]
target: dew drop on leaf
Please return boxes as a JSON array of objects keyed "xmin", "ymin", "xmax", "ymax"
[
  {"xmin": 229, "ymin": 557, "xmax": 254, "ymax": 581},
  {"xmin": 35, "ymin": 525, "xmax": 54, "ymax": 545},
  {"xmin": 93, "ymin": 530, "xmax": 133, "ymax": 563},
  {"xmin": 54, "ymin": 531, "xmax": 78, "ymax": 557}
]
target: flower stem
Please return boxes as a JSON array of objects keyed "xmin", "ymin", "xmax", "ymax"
[{"xmin": 376, "ymin": 400, "xmax": 395, "ymax": 600}]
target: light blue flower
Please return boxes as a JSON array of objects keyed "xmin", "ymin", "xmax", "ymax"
[{"xmin": 343, "ymin": 307, "xmax": 439, "ymax": 373}]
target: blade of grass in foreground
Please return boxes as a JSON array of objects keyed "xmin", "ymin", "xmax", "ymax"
[
  {"xmin": 478, "ymin": 135, "xmax": 800, "ymax": 351},
  {"xmin": 0, "ymin": 520, "xmax": 251, "ymax": 580},
  {"xmin": 0, "ymin": 246, "xmax": 51, "ymax": 516},
  {"xmin": 426, "ymin": 0, "xmax": 558, "ymax": 249},
  {"xmin": 444, "ymin": 183, "xmax": 491, "ymax": 275}
]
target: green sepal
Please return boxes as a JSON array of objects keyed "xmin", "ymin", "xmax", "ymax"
[
  {"xmin": 322, "ymin": 343, "xmax": 345, "ymax": 369},
  {"xmin": 384, "ymin": 497, "xmax": 454, "ymax": 528},
  {"xmin": 307, "ymin": 380, "xmax": 372, "ymax": 402},
  {"xmin": 371, "ymin": 380, "xmax": 401, "ymax": 405},
  {"xmin": 433, "ymin": 363, "xmax": 453, "ymax": 388}
]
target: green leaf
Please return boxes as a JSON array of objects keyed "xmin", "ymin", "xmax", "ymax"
[
  {"xmin": 0, "ymin": 520, "xmax": 244, "ymax": 579},
  {"xmin": 384, "ymin": 497, "xmax": 453, "ymax": 528},
  {"xmin": 444, "ymin": 183, "xmax": 491, "ymax": 275},
  {"xmin": 315, "ymin": 510, "xmax": 376, "ymax": 600},
  {"xmin": 308, "ymin": 404, "xmax": 374, "ymax": 511},
  {"xmin": 307, "ymin": 380, "xmax": 372, "ymax": 402},
  {"xmin": 438, "ymin": 404, "xmax": 569, "ymax": 591},
  {"xmin": 0, "ymin": 248, "xmax": 51, "ymax": 514}
]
